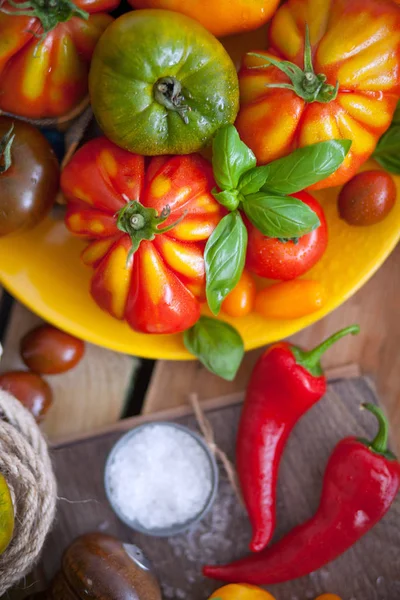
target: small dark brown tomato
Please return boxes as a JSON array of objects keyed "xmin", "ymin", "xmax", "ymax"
[
  {"xmin": 21, "ymin": 325, "xmax": 85, "ymax": 375},
  {"xmin": 0, "ymin": 371, "xmax": 53, "ymax": 421},
  {"xmin": 338, "ymin": 170, "xmax": 396, "ymax": 226}
]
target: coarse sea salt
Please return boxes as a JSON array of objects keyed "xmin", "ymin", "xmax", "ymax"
[{"xmin": 106, "ymin": 424, "xmax": 213, "ymax": 531}]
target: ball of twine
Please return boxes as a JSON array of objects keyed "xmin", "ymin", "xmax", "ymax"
[{"xmin": 0, "ymin": 390, "xmax": 57, "ymax": 595}]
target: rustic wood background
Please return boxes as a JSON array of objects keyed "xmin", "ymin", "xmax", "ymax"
[
  {"xmin": 1, "ymin": 243, "xmax": 399, "ymax": 450},
  {"xmin": 8, "ymin": 376, "xmax": 400, "ymax": 600}
]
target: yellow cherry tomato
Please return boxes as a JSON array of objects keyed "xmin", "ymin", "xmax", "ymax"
[
  {"xmin": 209, "ymin": 584, "xmax": 276, "ymax": 600},
  {"xmin": 255, "ymin": 280, "xmax": 326, "ymax": 320},
  {"xmin": 222, "ymin": 270, "xmax": 257, "ymax": 318},
  {"xmin": 315, "ymin": 595, "xmax": 342, "ymax": 600},
  {"xmin": 0, "ymin": 473, "xmax": 14, "ymax": 555}
]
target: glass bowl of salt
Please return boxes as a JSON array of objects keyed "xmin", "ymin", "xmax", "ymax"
[{"xmin": 104, "ymin": 422, "xmax": 219, "ymax": 537}]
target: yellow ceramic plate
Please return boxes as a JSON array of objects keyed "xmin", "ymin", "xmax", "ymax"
[
  {"xmin": 1, "ymin": 28, "xmax": 399, "ymax": 359},
  {"xmin": 1, "ymin": 160, "xmax": 399, "ymax": 359}
]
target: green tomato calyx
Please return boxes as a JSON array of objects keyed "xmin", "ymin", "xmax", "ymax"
[
  {"xmin": 154, "ymin": 77, "xmax": 191, "ymax": 124},
  {"xmin": 117, "ymin": 199, "xmax": 186, "ymax": 261},
  {"xmin": 0, "ymin": 124, "xmax": 15, "ymax": 175},
  {"xmin": 1, "ymin": 0, "xmax": 89, "ymax": 35},
  {"xmin": 248, "ymin": 25, "xmax": 339, "ymax": 104}
]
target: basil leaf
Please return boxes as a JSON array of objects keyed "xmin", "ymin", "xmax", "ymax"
[
  {"xmin": 212, "ymin": 188, "xmax": 241, "ymax": 211},
  {"xmin": 184, "ymin": 317, "xmax": 244, "ymax": 381},
  {"xmin": 238, "ymin": 166, "xmax": 273, "ymax": 195},
  {"xmin": 255, "ymin": 140, "xmax": 351, "ymax": 195},
  {"xmin": 393, "ymin": 101, "xmax": 400, "ymax": 124},
  {"xmin": 212, "ymin": 124, "xmax": 256, "ymax": 191},
  {"xmin": 205, "ymin": 212, "xmax": 247, "ymax": 315},
  {"xmin": 373, "ymin": 125, "xmax": 400, "ymax": 174},
  {"xmin": 243, "ymin": 193, "xmax": 320, "ymax": 238}
]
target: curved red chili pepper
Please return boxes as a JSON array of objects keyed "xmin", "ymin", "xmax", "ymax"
[
  {"xmin": 236, "ymin": 326, "xmax": 360, "ymax": 552},
  {"xmin": 204, "ymin": 404, "xmax": 400, "ymax": 584}
]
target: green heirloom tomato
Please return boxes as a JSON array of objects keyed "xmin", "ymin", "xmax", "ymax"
[{"xmin": 89, "ymin": 9, "xmax": 239, "ymax": 155}]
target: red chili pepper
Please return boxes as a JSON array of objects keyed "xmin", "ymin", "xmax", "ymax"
[
  {"xmin": 204, "ymin": 404, "xmax": 400, "ymax": 584},
  {"xmin": 235, "ymin": 326, "xmax": 360, "ymax": 553}
]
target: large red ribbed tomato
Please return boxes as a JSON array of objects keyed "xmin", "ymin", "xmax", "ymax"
[
  {"xmin": 0, "ymin": 0, "xmax": 119, "ymax": 119},
  {"xmin": 61, "ymin": 138, "xmax": 223, "ymax": 334}
]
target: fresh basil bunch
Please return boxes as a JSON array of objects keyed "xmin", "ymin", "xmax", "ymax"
[
  {"xmin": 184, "ymin": 125, "xmax": 350, "ymax": 381},
  {"xmin": 206, "ymin": 125, "xmax": 350, "ymax": 316}
]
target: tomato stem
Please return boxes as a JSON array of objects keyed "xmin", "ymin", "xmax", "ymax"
[
  {"xmin": 0, "ymin": 124, "xmax": 15, "ymax": 175},
  {"xmin": 1, "ymin": 0, "xmax": 89, "ymax": 34},
  {"xmin": 248, "ymin": 24, "xmax": 339, "ymax": 104},
  {"xmin": 154, "ymin": 77, "xmax": 191, "ymax": 124},
  {"xmin": 117, "ymin": 199, "xmax": 185, "ymax": 261}
]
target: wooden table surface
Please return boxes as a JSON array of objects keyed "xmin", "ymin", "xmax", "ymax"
[{"xmin": 0, "ymin": 243, "xmax": 399, "ymax": 450}]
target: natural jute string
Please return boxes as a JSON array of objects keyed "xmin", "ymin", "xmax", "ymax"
[
  {"xmin": 189, "ymin": 393, "xmax": 243, "ymax": 505},
  {"xmin": 0, "ymin": 390, "xmax": 57, "ymax": 595}
]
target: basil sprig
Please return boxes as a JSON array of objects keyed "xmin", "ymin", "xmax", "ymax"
[
  {"xmin": 204, "ymin": 124, "xmax": 351, "ymax": 316},
  {"xmin": 184, "ymin": 317, "xmax": 244, "ymax": 381},
  {"xmin": 373, "ymin": 102, "xmax": 400, "ymax": 174}
]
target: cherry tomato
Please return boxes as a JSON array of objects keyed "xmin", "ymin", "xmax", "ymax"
[
  {"xmin": 246, "ymin": 192, "xmax": 328, "ymax": 280},
  {"xmin": 315, "ymin": 595, "xmax": 342, "ymax": 600},
  {"xmin": 255, "ymin": 280, "xmax": 326, "ymax": 320},
  {"xmin": 0, "ymin": 117, "xmax": 59, "ymax": 237},
  {"xmin": 20, "ymin": 325, "xmax": 85, "ymax": 375},
  {"xmin": 338, "ymin": 170, "xmax": 396, "ymax": 226},
  {"xmin": 209, "ymin": 584, "xmax": 276, "ymax": 600},
  {"xmin": 222, "ymin": 270, "xmax": 256, "ymax": 318},
  {"xmin": 0, "ymin": 371, "xmax": 52, "ymax": 422}
]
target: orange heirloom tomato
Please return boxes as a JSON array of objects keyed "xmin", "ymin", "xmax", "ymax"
[
  {"xmin": 222, "ymin": 270, "xmax": 256, "ymax": 318},
  {"xmin": 0, "ymin": 0, "xmax": 119, "ymax": 119},
  {"xmin": 255, "ymin": 280, "xmax": 326, "ymax": 320},
  {"xmin": 237, "ymin": 0, "xmax": 400, "ymax": 189},
  {"xmin": 126, "ymin": 0, "xmax": 280, "ymax": 38},
  {"xmin": 208, "ymin": 584, "xmax": 276, "ymax": 600},
  {"xmin": 61, "ymin": 138, "xmax": 223, "ymax": 334}
]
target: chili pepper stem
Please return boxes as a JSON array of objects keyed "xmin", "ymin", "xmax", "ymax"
[
  {"xmin": 362, "ymin": 403, "xmax": 391, "ymax": 455},
  {"xmin": 292, "ymin": 324, "xmax": 360, "ymax": 376}
]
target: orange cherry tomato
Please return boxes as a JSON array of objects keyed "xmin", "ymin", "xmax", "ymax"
[
  {"xmin": 20, "ymin": 325, "xmax": 85, "ymax": 375},
  {"xmin": 0, "ymin": 371, "xmax": 53, "ymax": 422},
  {"xmin": 208, "ymin": 584, "xmax": 276, "ymax": 600},
  {"xmin": 222, "ymin": 270, "xmax": 256, "ymax": 318},
  {"xmin": 126, "ymin": 0, "xmax": 280, "ymax": 38},
  {"xmin": 315, "ymin": 595, "xmax": 342, "ymax": 600},
  {"xmin": 255, "ymin": 280, "xmax": 326, "ymax": 320}
]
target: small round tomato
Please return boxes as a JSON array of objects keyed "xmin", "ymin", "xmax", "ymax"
[
  {"xmin": 246, "ymin": 191, "xmax": 328, "ymax": 280},
  {"xmin": 0, "ymin": 371, "xmax": 53, "ymax": 422},
  {"xmin": 0, "ymin": 117, "xmax": 59, "ymax": 237},
  {"xmin": 127, "ymin": 0, "xmax": 280, "ymax": 38},
  {"xmin": 222, "ymin": 270, "xmax": 256, "ymax": 318},
  {"xmin": 315, "ymin": 595, "xmax": 342, "ymax": 600},
  {"xmin": 20, "ymin": 325, "xmax": 85, "ymax": 375},
  {"xmin": 89, "ymin": 10, "xmax": 239, "ymax": 155},
  {"xmin": 338, "ymin": 170, "xmax": 396, "ymax": 226},
  {"xmin": 209, "ymin": 584, "xmax": 276, "ymax": 600},
  {"xmin": 255, "ymin": 280, "xmax": 326, "ymax": 320}
]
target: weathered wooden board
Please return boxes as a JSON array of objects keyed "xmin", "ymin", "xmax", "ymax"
[
  {"xmin": 21, "ymin": 376, "xmax": 400, "ymax": 600},
  {"xmin": 0, "ymin": 302, "xmax": 138, "ymax": 440},
  {"xmin": 144, "ymin": 245, "xmax": 400, "ymax": 454}
]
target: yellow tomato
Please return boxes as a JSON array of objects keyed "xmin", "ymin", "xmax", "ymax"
[
  {"xmin": 222, "ymin": 270, "xmax": 257, "ymax": 318},
  {"xmin": 209, "ymin": 584, "xmax": 276, "ymax": 600},
  {"xmin": 0, "ymin": 473, "xmax": 14, "ymax": 555}
]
